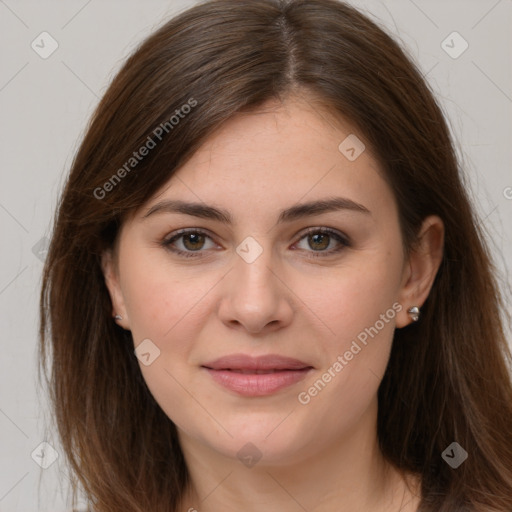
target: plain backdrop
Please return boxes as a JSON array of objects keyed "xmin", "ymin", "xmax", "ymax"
[{"xmin": 0, "ymin": 1, "xmax": 511, "ymax": 510}]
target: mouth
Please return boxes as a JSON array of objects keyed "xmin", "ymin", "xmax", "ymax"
[
  {"xmin": 217, "ymin": 369, "xmax": 301, "ymax": 374},
  {"xmin": 201, "ymin": 354, "xmax": 314, "ymax": 396}
]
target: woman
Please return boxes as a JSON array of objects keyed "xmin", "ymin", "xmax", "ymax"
[{"xmin": 39, "ymin": 0, "xmax": 512, "ymax": 511}]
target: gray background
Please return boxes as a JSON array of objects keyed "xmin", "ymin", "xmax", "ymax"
[{"xmin": 0, "ymin": 1, "xmax": 511, "ymax": 511}]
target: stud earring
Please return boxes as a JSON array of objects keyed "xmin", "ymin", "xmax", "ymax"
[
  {"xmin": 407, "ymin": 306, "xmax": 420, "ymax": 322},
  {"xmin": 114, "ymin": 314, "xmax": 123, "ymax": 321}
]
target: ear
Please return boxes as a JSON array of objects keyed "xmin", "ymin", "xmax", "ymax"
[
  {"xmin": 101, "ymin": 249, "xmax": 130, "ymax": 330},
  {"xmin": 396, "ymin": 215, "xmax": 444, "ymax": 328}
]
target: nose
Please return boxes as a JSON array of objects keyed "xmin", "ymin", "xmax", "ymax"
[{"xmin": 217, "ymin": 239, "xmax": 294, "ymax": 336}]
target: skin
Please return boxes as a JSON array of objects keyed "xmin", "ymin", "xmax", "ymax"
[{"xmin": 102, "ymin": 93, "xmax": 444, "ymax": 512}]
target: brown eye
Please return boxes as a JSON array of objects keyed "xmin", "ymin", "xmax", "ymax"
[
  {"xmin": 162, "ymin": 229, "xmax": 217, "ymax": 258},
  {"xmin": 294, "ymin": 228, "xmax": 350, "ymax": 258}
]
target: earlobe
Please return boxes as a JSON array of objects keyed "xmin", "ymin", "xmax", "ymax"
[
  {"xmin": 101, "ymin": 249, "xmax": 130, "ymax": 329},
  {"xmin": 396, "ymin": 215, "xmax": 444, "ymax": 328}
]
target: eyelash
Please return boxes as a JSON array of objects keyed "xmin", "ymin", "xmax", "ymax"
[{"xmin": 161, "ymin": 227, "xmax": 351, "ymax": 259}]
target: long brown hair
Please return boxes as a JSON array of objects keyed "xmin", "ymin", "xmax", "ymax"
[{"xmin": 39, "ymin": 0, "xmax": 512, "ymax": 510}]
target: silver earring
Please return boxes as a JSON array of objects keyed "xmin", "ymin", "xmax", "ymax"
[
  {"xmin": 407, "ymin": 306, "xmax": 420, "ymax": 322},
  {"xmin": 114, "ymin": 314, "xmax": 122, "ymax": 321}
]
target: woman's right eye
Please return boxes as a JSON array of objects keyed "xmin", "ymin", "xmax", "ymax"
[{"xmin": 161, "ymin": 229, "xmax": 217, "ymax": 258}]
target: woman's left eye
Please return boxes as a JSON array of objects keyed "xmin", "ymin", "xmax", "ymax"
[
  {"xmin": 293, "ymin": 228, "xmax": 350, "ymax": 257},
  {"xmin": 161, "ymin": 228, "xmax": 350, "ymax": 259}
]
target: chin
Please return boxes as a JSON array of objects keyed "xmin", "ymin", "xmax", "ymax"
[{"xmin": 211, "ymin": 419, "xmax": 313, "ymax": 466}]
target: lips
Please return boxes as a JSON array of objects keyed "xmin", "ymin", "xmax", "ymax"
[{"xmin": 202, "ymin": 354, "xmax": 313, "ymax": 396}]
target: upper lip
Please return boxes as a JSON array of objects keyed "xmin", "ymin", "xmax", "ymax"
[{"xmin": 202, "ymin": 354, "xmax": 313, "ymax": 371}]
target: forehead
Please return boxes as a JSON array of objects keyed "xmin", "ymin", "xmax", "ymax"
[
  {"xmin": 182, "ymin": 95, "xmax": 370, "ymax": 173},
  {"xmin": 135, "ymin": 95, "xmax": 395, "ymax": 226}
]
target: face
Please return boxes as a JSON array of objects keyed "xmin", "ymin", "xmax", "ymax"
[{"xmin": 103, "ymin": 95, "xmax": 426, "ymax": 467}]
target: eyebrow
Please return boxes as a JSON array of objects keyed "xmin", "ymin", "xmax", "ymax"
[{"xmin": 143, "ymin": 196, "xmax": 371, "ymax": 224}]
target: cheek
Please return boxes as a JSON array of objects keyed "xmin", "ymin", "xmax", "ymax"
[
  {"xmin": 121, "ymin": 253, "xmax": 210, "ymax": 343},
  {"xmin": 120, "ymin": 259, "xmax": 220, "ymax": 433},
  {"xmin": 300, "ymin": 252, "xmax": 402, "ymax": 347},
  {"xmin": 296, "ymin": 274, "xmax": 398, "ymax": 438}
]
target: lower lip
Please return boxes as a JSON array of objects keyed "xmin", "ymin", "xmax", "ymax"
[{"xmin": 203, "ymin": 368, "xmax": 312, "ymax": 396}]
